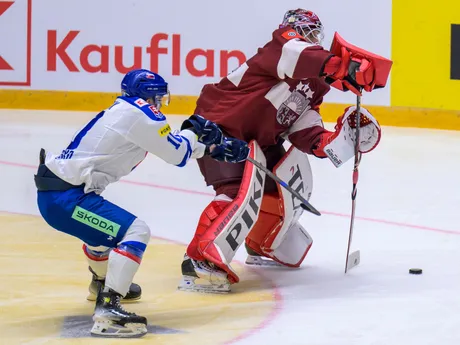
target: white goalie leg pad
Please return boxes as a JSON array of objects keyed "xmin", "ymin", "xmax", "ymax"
[
  {"xmin": 323, "ymin": 106, "xmax": 381, "ymax": 168},
  {"xmin": 270, "ymin": 221, "xmax": 313, "ymax": 266},
  {"xmin": 260, "ymin": 145, "xmax": 314, "ymax": 267}
]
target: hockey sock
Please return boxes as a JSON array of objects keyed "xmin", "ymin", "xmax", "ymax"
[
  {"xmin": 105, "ymin": 242, "xmax": 146, "ymax": 296},
  {"xmin": 105, "ymin": 218, "xmax": 150, "ymax": 296},
  {"xmin": 83, "ymin": 244, "xmax": 110, "ymax": 279}
]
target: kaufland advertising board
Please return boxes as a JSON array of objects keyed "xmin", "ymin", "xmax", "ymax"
[{"xmin": 0, "ymin": 0, "xmax": 392, "ymax": 105}]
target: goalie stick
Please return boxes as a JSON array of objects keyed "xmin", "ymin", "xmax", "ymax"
[
  {"xmin": 246, "ymin": 156, "xmax": 321, "ymax": 217},
  {"xmin": 344, "ymin": 94, "xmax": 362, "ymax": 273}
]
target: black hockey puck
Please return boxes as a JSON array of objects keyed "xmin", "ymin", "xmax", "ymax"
[{"xmin": 409, "ymin": 268, "xmax": 422, "ymax": 275}]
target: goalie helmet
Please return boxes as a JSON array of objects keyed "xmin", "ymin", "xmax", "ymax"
[
  {"xmin": 121, "ymin": 69, "xmax": 170, "ymax": 110},
  {"xmin": 280, "ymin": 9, "xmax": 325, "ymax": 45}
]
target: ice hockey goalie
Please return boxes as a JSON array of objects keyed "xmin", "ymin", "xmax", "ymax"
[{"xmin": 177, "ymin": 8, "xmax": 391, "ymax": 293}]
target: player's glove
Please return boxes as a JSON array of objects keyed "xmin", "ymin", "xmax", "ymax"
[
  {"xmin": 209, "ymin": 137, "xmax": 249, "ymax": 163},
  {"xmin": 181, "ymin": 114, "xmax": 223, "ymax": 145},
  {"xmin": 312, "ymin": 106, "xmax": 381, "ymax": 167},
  {"xmin": 323, "ymin": 52, "xmax": 374, "ymax": 96}
]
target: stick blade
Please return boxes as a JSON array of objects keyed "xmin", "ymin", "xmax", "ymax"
[
  {"xmin": 345, "ymin": 250, "xmax": 361, "ymax": 273},
  {"xmin": 300, "ymin": 203, "xmax": 321, "ymax": 216}
]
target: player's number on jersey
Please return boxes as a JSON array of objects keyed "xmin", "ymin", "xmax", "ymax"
[{"xmin": 167, "ymin": 133, "xmax": 183, "ymax": 150}]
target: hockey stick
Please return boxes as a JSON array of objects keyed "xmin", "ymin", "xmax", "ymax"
[
  {"xmin": 344, "ymin": 94, "xmax": 362, "ymax": 273},
  {"xmin": 246, "ymin": 156, "xmax": 321, "ymax": 216}
]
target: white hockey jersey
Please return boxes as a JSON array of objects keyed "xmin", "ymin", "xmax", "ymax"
[{"xmin": 45, "ymin": 96, "xmax": 206, "ymax": 194}]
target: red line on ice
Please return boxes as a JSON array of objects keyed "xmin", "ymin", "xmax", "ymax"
[{"xmin": 1, "ymin": 159, "xmax": 459, "ymax": 235}]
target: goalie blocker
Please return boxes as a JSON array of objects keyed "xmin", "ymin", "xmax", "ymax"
[{"xmin": 181, "ymin": 141, "xmax": 314, "ymax": 291}]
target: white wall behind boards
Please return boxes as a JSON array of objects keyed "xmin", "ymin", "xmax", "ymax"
[{"xmin": 1, "ymin": 0, "xmax": 392, "ymax": 105}]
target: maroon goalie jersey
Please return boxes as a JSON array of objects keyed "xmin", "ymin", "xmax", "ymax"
[{"xmin": 195, "ymin": 27, "xmax": 334, "ymax": 155}]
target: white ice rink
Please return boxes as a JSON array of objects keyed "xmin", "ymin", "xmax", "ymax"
[{"xmin": 1, "ymin": 109, "xmax": 460, "ymax": 345}]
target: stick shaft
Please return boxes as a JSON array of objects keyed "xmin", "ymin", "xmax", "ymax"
[
  {"xmin": 345, "ymin": 95, "xmax": 362, "ymax": 273},
  {"xmin": 246, "ymin": 156, "xmax": 321, "ymax": 216}
]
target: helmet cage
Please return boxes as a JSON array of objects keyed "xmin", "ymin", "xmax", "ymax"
[
  {"xmin": 280, "ymin": 9, "xmax": 325, "ymax": 45},
  {"xmin": 296, "ymin": 23, "xmax": 324, "ymax": 45}
]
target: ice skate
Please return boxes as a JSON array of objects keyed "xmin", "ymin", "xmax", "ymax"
[
  {"xmin": 90, "ymin": 287, "xmax": 147, "ymax": 338},
  {"xmin": 244, "ymin": 243, "xmax": 283, "ymax": 267},
  {"xmin": 87, "ymin": 267, "xmax": 142, "ymax": 302},
  {"xmin": 178, "ymin": 254, "xmax": 231, "ymax": 294}
]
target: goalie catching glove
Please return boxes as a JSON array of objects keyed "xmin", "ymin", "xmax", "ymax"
[{"xmin": 312, "ymin": 106, "xmax": 381, "ymax": 167}]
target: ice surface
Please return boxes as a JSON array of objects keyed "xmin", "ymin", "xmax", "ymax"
[{"xmin": 1, "ymin": 109, "xmax": 459, "ymax": 345}]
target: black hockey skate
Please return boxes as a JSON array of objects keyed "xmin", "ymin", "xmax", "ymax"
[
  {"xmin": 177, "ymin": 254, "xmax": 231, "ymax": 294},
  {"xmin": 91, "ymin": 287, "xmax": 147, "ymax": 338},
  {"xmin": 87, "ymin": 267, "xmax": 142, "ymax": 302}
]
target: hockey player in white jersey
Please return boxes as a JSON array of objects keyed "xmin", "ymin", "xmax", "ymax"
[{"xmin": 34, "ymin": 68, "xmax": 249, "ymax": 338}]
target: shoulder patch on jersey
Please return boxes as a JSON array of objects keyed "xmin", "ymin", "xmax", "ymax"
[
  {"xmin": 158, "ymin": 123, "xmax": 171, "ymax": 137},
  {"xmin": 281, "ymin": 29, "xmax": 304, "ymax": 41},
  {"xmin": 148, "ymin": 105, "xmax": 165, "ymax": 120},
  {"xmin": 119, "ymin": 96, "xmax": 150, "ymax": 108},
  {"xmin": 119, "ymin": 96, "xmax": 167, "ymax": 121},
  {"xmin": 135, "ymin": 98, "xmax": 149, "ymax": 107}
]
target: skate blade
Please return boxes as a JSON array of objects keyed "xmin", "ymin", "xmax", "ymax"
[
  {"xmin": 177, "ymin": 277, "xmax": 231, "ymax": 294},
  {"xmin": 90, "ymin": 320, "xmax": 147, "ymax": 338},
  {"xmin": 245, "ymin": 255, "xmax": 284, "ymax": 267},
  {"xmin": 87, "ymin": 292, "xmax": 141, "ymax": 303}
]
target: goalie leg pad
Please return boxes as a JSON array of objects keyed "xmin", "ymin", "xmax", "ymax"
[
  {"xmin": 268, "ymin": 221, "xmax": 313, "ymax": 267},
  {"xmin": 246, "ymin": 145, "xmax": 314, "ymax": 267},
  {"xmin": 186, "ymin": 197, "xmax": 233, "ymax": 261},
  {"xmin": 186, "ymin": 141, "xmax": 267, "ymax": 284},
  {"xmin": 245, "ymin": 195, "xmax": 313, "ymax": 267},
  {"xmin": 245, "ymin": 193, "xmax": 283, "ymax": 256},
  {"xmin": 244, "ymin": 193, "xmax": 286, "ymax": 267}
]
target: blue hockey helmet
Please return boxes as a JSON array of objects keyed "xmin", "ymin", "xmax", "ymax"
[{"xmin": 121, "ymin": 69, "xmax": 170, "ymax": 109}]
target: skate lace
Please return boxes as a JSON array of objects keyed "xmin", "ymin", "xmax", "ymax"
[{"xmin": 114, "ymin": 295, "xmax": 134, "ymax": 315}]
